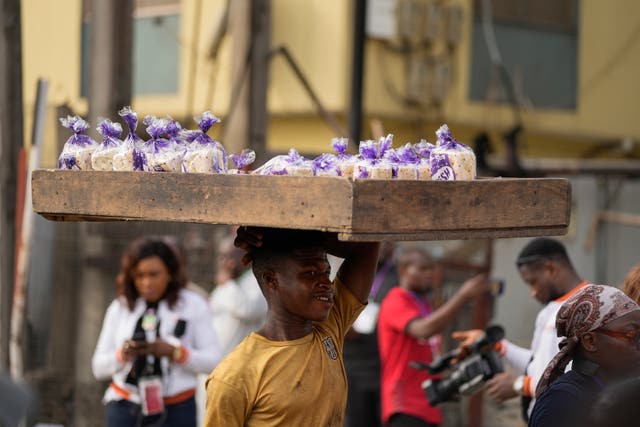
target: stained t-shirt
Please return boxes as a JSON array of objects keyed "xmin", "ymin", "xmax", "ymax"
[{"xmin": 204, "ymin": 278, "xmax": 364, "ymax": 427}]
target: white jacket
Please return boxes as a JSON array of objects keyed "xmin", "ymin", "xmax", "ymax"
[
  {"xmin": 92, "ymin": 288, "xmax": 221, "ymax": 404},
  {"xmin": 210, "ymin": 269, "xmax": 267, "ymax": 356}
]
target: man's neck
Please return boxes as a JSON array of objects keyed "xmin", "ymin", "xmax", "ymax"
[
  {"xmin": 558, "ymin": 275, "xmax": 585, "ymax": 296},
  {"xmin": 257, "ymin": 314, "xmax": 313, "ymax": 341}
]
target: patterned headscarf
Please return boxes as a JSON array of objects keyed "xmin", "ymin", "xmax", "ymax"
[{"xmin": 536, "ymin": 284, "xmax": 640, "ymax": 397}]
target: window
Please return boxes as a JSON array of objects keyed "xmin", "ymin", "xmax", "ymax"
[
  {"xmin": 81, "ymin": 0, "xmax": 180, "ymax": 96},
  {"xmin": 469, "ymin": 0, "xmax": 578, "ymax": 110}
]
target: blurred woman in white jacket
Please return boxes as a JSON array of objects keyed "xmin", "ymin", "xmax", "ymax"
[{"xmin": 92, "ymin": 237, "xmax": 220, "ymax": 427}]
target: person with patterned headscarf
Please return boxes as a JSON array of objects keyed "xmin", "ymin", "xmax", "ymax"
[{"xmin": 528, "ymin": 284, "xmax": 640, "ymax": 427}]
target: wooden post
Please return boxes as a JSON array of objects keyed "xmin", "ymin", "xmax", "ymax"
[
  {"xmin": 9, "ymin": 79, "xmax": 47, "ymax": 380},
  {"xmin": 73, "ymin": 1, "xmax": 133, "ymax": 423},
  {"xmin": 87, "ymin": 0, "xmax": 133, "ymax": 129},
  {"xmin": 0, "ymin": 0, "xmax": 24, "ymax": 374}
]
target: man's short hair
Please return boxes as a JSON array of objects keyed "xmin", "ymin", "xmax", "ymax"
[
  {"xmin": 516, "ymin": 238, "xmax": 570, "ymax": 268},
  {"xmin": 249, "ymin": 228, "xmax": 326, "ymax": 286},
  {"xmin": 396, "ymin": 247, "xmax": 433, "ymax": 270}
]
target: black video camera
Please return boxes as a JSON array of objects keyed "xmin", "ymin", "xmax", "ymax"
[{"xmin": 411, "ymin": 325, "xmax": 505, "ymax": 406}]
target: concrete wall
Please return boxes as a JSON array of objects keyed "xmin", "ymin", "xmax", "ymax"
[{"xmin": 492, "ymin": 176, "xmax": 640, "ymax": 346}]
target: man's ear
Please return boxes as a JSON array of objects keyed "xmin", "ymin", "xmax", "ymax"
[
  {"xmin": 580, "ymin": 332, "xmax": 598, "ymax": 353},
  {"xmin": 544, "ymin": 260, "xmax": 557, "ymax": 278},
  {"xmin": 262, "ymin": 270, "xmax": 278, "ymax": 290}
]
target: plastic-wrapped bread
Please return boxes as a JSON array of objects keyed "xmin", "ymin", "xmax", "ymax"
[
  {"xmin": 114, "ymin": 106, "xmax": 147, "ymax": 171},
  {"xmin": 413, "ymin": 139, "xmax": 435, "ymax": 180},
  {"xmin": 430, "ymin": 124, "xmax": 476, "ymax": 181},
  {"xmin": 182, "ymin": 112, "xmax": 227, "ymax": 173},
  {"xmin": 330, "ymin": 137, "xmax": 357, "ymax": 178},
  {"xmin": 313, "ymin": 153, "xmax": 340, "ymax": 177},
  {"xmin": 394, "ymin": 144, "xmax": 420, "ymax": 180},
  {"xmin": 165, "ymin": 116, "xmax": 186, "ymax": 148},
  {"xmin": 58, "ymin": 116, "xmax": 98, "ymax": 170},
  {"xmin": 142, "ymin": 116, "xmax": 183, "ymax": 172},
  {"xmin": 253, "ymin": 148, "xmax": 313, "ymax": 176},
  {"xmin": 91, "ymin": 119, "xmax": 123, "ymax": 171},
  {"xmin": 353, "ymin": 134, "xmax": 394, "ymax": 179},
  {"xmin": 227, "ymin": 149, "xmax": 256, "ymax": 174}
]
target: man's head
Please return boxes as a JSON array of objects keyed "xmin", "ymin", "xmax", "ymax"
[
  {"xmin": 516, "ymin": 238, "xmax": 576, "ymax": 304},
  {"xmin": 249, "ymin": 229, "xmax": 333, "ymax": 322},
  {"xmin": 397, "ymin": 247, "xmax": 438, "ymax": 294},
  {"xmin": 536, "ymin": 285, "xmax": 640, "ymax": 396},
  {"xmin": 217, "ymin": 236, "xmax": 246, "ymax": 281}
]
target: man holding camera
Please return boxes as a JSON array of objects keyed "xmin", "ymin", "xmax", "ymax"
[
  {"xmin": 453, "ymin": 238, "xmax": 589, "ymax": 421},
  {"xmin": 377, "ymin": 247, "xmax": 490, "ymax": 427}
]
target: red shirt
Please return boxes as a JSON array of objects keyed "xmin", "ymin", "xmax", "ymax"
[{"xmin": 378, "ymin": 287, "xmax": 442, "ymax": 425}]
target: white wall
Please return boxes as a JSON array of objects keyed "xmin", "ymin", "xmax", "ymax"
[{"xmin": 491, "ymin": 176, "xmax": 640, "ymax": 346}]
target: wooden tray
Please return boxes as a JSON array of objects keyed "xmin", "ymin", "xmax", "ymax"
[{"xmin": 31, "ymin": 170, "xmax": 571, "ymax": 241}]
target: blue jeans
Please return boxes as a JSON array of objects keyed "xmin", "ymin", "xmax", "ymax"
[{"xmin": 106, "ymin": 397, "xmax": 196, "ymax": 427}]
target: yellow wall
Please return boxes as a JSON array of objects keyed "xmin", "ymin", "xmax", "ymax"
[
  {"xmin": 442, "ymin": 0, "xmax": 640, "ymax": 143},
  {"xmin": 21, "ymin": 0, "xmax": 640, "ymax": 161}
]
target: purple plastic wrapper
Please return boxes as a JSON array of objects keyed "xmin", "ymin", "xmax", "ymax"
[
  {"xmin": 382, "ymin": 149, "xmax": 400, "ymax": 178},
  {"xmin": 253, "ymin": 148, "xmax": 313, "ymax": 176},
  {"xmin": 432, "ymin": 124, "xmax": 476, "ymax": 180},
  {"xmin": 58, "ymin": 115, "xmax": 98, "ymax": 170},
  {"xmin": 430, "ymin": 152, "xmax": 456, "ymax": 181},
  {"xmin": 97, "ymin": 119, "xmax": 123, "ymax": 143},
  {"xmin": 228, "ymin": 149, "xmax": 256, "ymax": 174},
  {"xmin": 330, "ymin": 137, "xmax": 358, "ymax": 177},
  {"xmin": 331, "ymin": 137, "xmax": 350, "ymax": 159},
  {"xmin": 413, "ymin": 139, "xmax": 435, "ymax": 159},
  {"xmin": 182, "ymin": 111, "xmax": 227, "ymax": 173},
  {"xmin": 165, "ymin": 117, "xmax": 185, "ymax": 146},
  {"xmin": 91, "ymin": 119, "xmax": 123, "ymax": 171},
  {"xmin": 116, "ymin": 106, "xmax": 146, "ymax": 171},
  {"xmin": 354, "ymin": 134, "xmax": 394, "ymax": 179},
  {"xmin": 142, "ymin": 116, "xmax": 182, "ymax": 172},
  {"xmin": 386, "ymin": 144, "xmax": 421, "ymax": 179},
  {"xmin": 313, "ymin": 153, "xmax": 340, "ymax": 176}
]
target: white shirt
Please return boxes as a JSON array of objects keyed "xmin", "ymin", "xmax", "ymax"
[
  {"xmin": 501, "ymin": 283, "xmax": 588, "ymax": 415},
  {"xmin": 92, "ymin": 288, "xmax": 221, "ymax": 404},
  {"xmin": 209, "ymin": 269, "xmax": 268, "ymax": 356}
]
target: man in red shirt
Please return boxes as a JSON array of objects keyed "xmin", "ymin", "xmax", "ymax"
[{"xmin": 378, "ymin": 248, "xmax": 489, "ymax": 427}]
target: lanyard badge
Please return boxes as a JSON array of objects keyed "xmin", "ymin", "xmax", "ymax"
[
  {"xmin": 139, "ymin": 376, "xmax": 164, "ymax": 415},
  {"xmin": 142, "ymin": 309, "xmax": 158, "ymax": 332}
]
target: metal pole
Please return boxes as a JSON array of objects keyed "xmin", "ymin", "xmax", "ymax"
[
  {"xmin": 0, "ymin": 0, "xmax": 24, "ymax": 374},
  {"xmin": 348, "ymin": 0, "xmax": 367, "ymax": 144}
]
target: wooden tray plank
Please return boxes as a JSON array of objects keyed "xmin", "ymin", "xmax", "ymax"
[
  {"xmin": 32, "ymin": 170, "xmax": 354, "ymax": 232},
  {"xmin": 350, "ymin": 178, "xmax": 571, "ymax": 232},
  {"xmin": 32, "ymin": 170, "xmax": 571, "ymax": 241}
]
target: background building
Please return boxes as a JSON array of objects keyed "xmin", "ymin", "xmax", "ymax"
[{"xmin": 10, "ymin": 0, "xmax": 640, "ymax": 425}]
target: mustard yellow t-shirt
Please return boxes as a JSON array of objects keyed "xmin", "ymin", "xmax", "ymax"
[{"xmin": 204, "ymin": 278, "xmax": 364, "ymax": 427}]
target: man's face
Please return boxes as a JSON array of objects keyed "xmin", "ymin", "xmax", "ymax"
[
  {"xmin": 274, "ymin": 247, "xmax": 334, "ymax": 322},
  {"xmin": 518, "ymin": 261, "xmax": 562, "ymax": 304},
  {"xmin": 594, "ymin": 310, "xmax": 640, "ymax": 379},
  {"xmin": 399, "ymin": 251, "xmax": 438, "ymax": 294}
]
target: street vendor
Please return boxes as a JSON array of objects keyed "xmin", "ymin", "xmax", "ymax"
[{"xmin": 204, "ymin": 227, "xmax": 379, "ymax": 426}]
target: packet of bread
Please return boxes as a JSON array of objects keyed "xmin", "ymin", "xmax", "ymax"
[
  {"xmin": 142, "ymin": 116, "xmax": 183, "ymax": 172},
  {"xmin": 227, "ymin": 149, "xmax": 256, "ymax": 174},
  {"xmin": 91, "ymin": 119, "xmax": 123, "ymax": 171},
  {"xmin": 182, "ymin": 112, "xmax": 227, "ymax": 174},
  {"xmin": 114, "ymin": 106, "xmax": 147, "ymax": 171},
  {"xmin": 430, "ymin": 124, "xmax": 476, "ymax": 181},
  {"xmin": 58, "ymin": 115, "xmax": 98, "ymax": 170}
]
